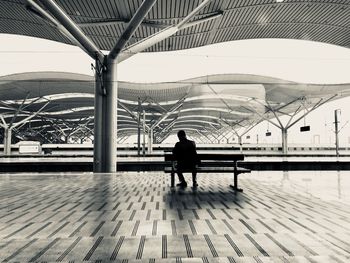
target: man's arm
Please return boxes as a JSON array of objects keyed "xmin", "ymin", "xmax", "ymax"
[{"xmin": 172, "ymin": 142, "xmax": 178, "ymax": 158}]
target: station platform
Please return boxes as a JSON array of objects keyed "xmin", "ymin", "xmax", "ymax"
[
  {"xmin": 0, "ymin": 171, "xmax": 349, "ymax": 262},
  {"xmin": 1, "ymin": 155, "xmax": 350, "ymax": 172}
]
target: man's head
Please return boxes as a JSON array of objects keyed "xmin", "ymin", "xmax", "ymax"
[{"xmin": 177, "ymin": 130, "xmax": 186, "ymax": 141}]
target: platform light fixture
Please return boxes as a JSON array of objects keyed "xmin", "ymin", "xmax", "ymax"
[{"xmin": 276, "ymin": 0, "xmax": 284, "ymax": 2}]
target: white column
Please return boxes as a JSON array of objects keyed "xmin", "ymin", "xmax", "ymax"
[
  {"xmin": 93, "ymin": 57, "xmax": 118, "ymax": 172},
  {"xmin": 148, "ymin": 128, "xmax": 153, "ymax": 154},
  {"xmin": 238, "ymin": 136, "xmax": 243, "ymax": 153},
  {"xmin": 93, "ymin": 59, "xmax": 104, "ymax": 172},
  {"xmin": 282, "ymin": 128, "xmax": 288, "ymax": 154},
  {"xmin": 4, "ymin": 128, "xmax": 12, "ymax": 155},
  {"xmin": 104, "ymin": 58, "xmax": 118, "ymax": 172}
]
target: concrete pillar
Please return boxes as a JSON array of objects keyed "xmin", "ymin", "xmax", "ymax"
[
  {"xmin": 282, "ymin": 127, "xmax": 288, "ymax": 154},
  {"xmin": 93, "ymin": 56, "xmax": 118, "ymax": 172},
  {"xmin": 4, "ymin": 128, "xmax": 12, "ymax": 155}
]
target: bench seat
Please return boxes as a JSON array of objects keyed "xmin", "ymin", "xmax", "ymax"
[
  {"xmin": 164, "ymin": 166, "xmax": 251, "ymax": 174},
  {"xmin": 164, "ymin": 153, "xmax": 251, "ymax": 192}
]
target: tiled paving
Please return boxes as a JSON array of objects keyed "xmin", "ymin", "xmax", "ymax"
[{"xmin": 0, "ymin": 171, "xmax": 349, "ymax": 262}]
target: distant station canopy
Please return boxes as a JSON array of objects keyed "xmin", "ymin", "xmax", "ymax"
[
  {"xmin": 1, "ymin": 0, "xmax": 350, "ymax": 172},
  {"xmin": 1, "ymin": 72, "xmax": 350, "ymax": 144}
]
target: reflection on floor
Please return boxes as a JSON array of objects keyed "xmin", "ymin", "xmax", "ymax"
[{"xmin": 0, "ymin": 171, "xmax": 349, "ymax": 262}]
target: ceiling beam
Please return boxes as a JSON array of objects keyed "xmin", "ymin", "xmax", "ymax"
[
  {"xmin": 206, "ymin": 0, "xmax": 230, "ymax": 45},
  {"xmin": 36, "ymin": 0, "xmax": 104, "ymax": 61},
  {"xmin": 118, "ymin": 0, "xmax": 214, "ymax": 63},
  {"xmin": 108, "ymin": 0, "xmax": 158, "ymax": 60}
]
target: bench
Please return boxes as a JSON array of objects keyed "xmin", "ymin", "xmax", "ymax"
[{"xmin": 164, "ymin": 153, "xmax": 251, "ymax": 192}]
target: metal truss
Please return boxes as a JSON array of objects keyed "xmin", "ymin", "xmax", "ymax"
[
  {"xmin": 242, "ymin": 94, "xmax": 338, "ymax": 154},
  {"xmin": 0, "ymin": 96, "xmax": 50, "ymax": 155}
]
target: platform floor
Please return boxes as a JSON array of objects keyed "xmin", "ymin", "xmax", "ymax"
[{"xmin": 0, "ymin": 171, "xmax": 349, "ymax": 262}]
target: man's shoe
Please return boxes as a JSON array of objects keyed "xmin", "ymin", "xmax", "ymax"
[{"xmin": 176, "ymin": 181, "xmax": 187, "ymax": 187}]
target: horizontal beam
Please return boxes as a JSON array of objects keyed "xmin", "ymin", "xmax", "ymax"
[{"xmin": 78, "ymin": 18, "xmax": 168, "ymax": 29}]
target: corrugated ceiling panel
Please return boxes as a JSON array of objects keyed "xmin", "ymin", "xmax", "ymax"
[{"xmin": 1, "ymin": 0, "xmax": 350, "ymax": 51}]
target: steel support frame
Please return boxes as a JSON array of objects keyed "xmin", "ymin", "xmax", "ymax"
[
  {"xmin": 220, "ymin": 116, "xmax": 262, "ymax": 152},
  {"xmin": 1, "ymin": 101, "xmax": 49, "ymax": 155},
  {"xmin": 29, "ymin": 0, "xmax": 214, "ymax": 171},
  {"xmin": 117, "ymin": 0, "xmax": 216, "ymax": 63},
  {"xmin": 151, "ymin": 96, "xmax": 186, "ymax": 130},
  {"xmin": 248, "ymin": 94, "xmax": 338, "ymax": 154},
  {"xmin": 156, "ymin": 117, "xmax": 178, "ymax": 143},
  {"xmin": 36, "ymin": 0, "xmax": 157, "ymax": 172}
]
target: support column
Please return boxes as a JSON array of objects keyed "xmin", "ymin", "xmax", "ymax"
[
  {"xmin": 31, "ymin": 0, "xmax": 217, "ymax": 172},
  {"xmin": 142, "ymin": 110, "xmax": 146, "ymax": 156},
  {"xmin": 137, "ymin": 98, "xmax": 141, "ymax": 156},
  {"xmin": 104, "ymin": 58, "xmax": 118, "ymax": 172},
  {"xmin": 282, "ymin": 127, "xmax": 288, "ymax": 154},
  {"xmin": 238, "ymin": 136, "xmax": 242, "ymax": 153},
  {"xmin": 148, "ymin": 128, "xmax": 153, "ymax": 154},
  {"xmin": 4, "ymin": 128, "xmax": 12, "ymax": 155},
  {"xmin": 93, "ymin": 57, "xmax": 118, "ymax": 172},
  {"xmin": 93, "ymin": 59, "xmax": 104, "ymax": 172}
]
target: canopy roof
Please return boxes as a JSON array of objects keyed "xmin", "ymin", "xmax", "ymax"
[
  {"xmin": 1, "ymin": 0, "xmax": 349, "ymax": 52},
  {"xmin": 0, "ymin": 72, "xmax": 349, "ymax": 143}
]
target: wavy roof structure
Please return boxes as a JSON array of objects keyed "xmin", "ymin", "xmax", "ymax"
[
  {"xmin": 0, "ymin": 72, "xmax": 349, "ymax": 143},
  {"xmin": 1, "ymin": 0, "xmax": 349, "ymax": 52}
]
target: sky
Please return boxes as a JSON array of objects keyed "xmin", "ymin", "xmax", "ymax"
[
  {"xmin": 2, "ymin": 34, "xmax": 350, "ymax": 84},
  {"xmin": 1, "ymin": 34, "xmax": 350, "ymax": 146}
]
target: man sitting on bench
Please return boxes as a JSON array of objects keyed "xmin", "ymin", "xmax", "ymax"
[{"xmin": 172, "ymin": 130, "xmax": 199, "ymax": 188}]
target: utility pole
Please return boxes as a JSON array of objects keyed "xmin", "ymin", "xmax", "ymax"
[
  {"xmin": 334, "ymin": 109, "xmax": 340, "ymax": 157},
  {"xmin": 142, "ymin": 110, "xmax": 146, "ymax": 157},
  {"xmin": 137, "ymin": 98, "xmax": 141, "ymax": 156}
]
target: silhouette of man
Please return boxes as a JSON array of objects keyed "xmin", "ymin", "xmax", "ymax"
[{"xmin": 172, "ymin": 130, "xmax": 199, "ymax": 188}]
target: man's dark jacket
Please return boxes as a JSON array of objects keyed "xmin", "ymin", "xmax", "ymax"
[{"xmin": 172, "ymin": 138, "xmax": 199, "ymax": 171}]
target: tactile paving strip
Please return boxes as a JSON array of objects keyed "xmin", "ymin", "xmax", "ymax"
[{"xmin": 0, "ymin": 171, "xmax": 349, "ymax": 262}]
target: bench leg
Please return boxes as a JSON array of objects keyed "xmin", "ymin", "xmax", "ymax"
[
  {"xmin": 230, "ymin": 172, "xmax": 243, "ymax": 192},
  {"xmin": 171, "ymin": 172, "xmax": 175, "ymax": 188}
]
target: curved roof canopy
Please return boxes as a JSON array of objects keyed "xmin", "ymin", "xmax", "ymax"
[
  {"xmin": 1, "ymin": 0, "xmax": 349, "ymax": 52},
  {"xmin": 0, "ymin": 72, "xmax": 350, "ymax": 143}
]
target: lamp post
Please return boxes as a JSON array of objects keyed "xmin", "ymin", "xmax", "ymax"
[{"xmin": 334, "ymin": 109, "xmax": 340, "ymax": 157}]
